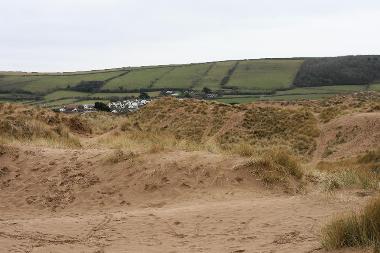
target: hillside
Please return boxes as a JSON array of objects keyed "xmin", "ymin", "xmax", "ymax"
[{"xmin": 1, "ymin": 56, "xmax": 380, "ymax": 106}]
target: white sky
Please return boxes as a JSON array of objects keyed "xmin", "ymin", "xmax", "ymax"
[{"xmin": 1, "ymin": 0, "xmax": 380, "ymax": 72}]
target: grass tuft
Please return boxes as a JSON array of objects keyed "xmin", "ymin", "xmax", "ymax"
[
  {"xmin": 104, "ymin": 149, "xmax": 136, "ymax": 164},
  {"xmin": 322, "ymin": 197, "xmax": 380, "ymax": 250},
  {"xmin": 241, "ymin": 149, "xmax": 303, "ymax": 186}
]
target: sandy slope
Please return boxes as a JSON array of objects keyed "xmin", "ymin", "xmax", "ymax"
[
  {"xmin": 313, "ymin": 112, "xmax": 380, "ymax": 162},
  {"xmin": 0, "ymin": 145, "xmax": 374, "ymax": 253},
  {"xmin": 0, "ymin": 192, "xmax": 371, "ymax": 253}
]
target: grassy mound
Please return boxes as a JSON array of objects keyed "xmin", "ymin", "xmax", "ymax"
[
  {"xmin": 235, "ymin": 149, "xmax": 304, "ymax": 190},
  {"xmin": 125, "ymin": 98, "xmax": 319, "ymax": 156},
  {"xmin": 0, "ymin": 103, "xmax": 87, "ymax": 147}
]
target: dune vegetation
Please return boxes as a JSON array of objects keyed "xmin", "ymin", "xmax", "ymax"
[
  {"xmin": 0, "ymin": 92, "xmax": 379, "ymax": 252},
  {"xmin": 322, "ymin": 197, "xmax": 380, "ymax": 250}
]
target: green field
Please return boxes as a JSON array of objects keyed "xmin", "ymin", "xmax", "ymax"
[
  {"xmin": 42, "ymin": 98, "xmax": 79, "ymax": 107},
  {"xmin": 0, "ymin": 70, "xmax": 126, "ymax": 93},
  {"xmin": 88, "ymin": 91, "xmax": 160, "ymax": 98},
  {"xmin": 197, "ymin": 61, "xmax": 237, "ymax": 90},
  {"xmin": 153, "ymin": 63, "xmax": 213, "ymax": 89},
  {"xmin": 44, "ymin": 90, "xmax": 89, "ymax": 100},
  {"xmin": 44, "ymin": 91, "xmax": 161, "ymax": 102},
  {"xmin": 214, "ymin": 85, "xmax": 368, "ymax": 104},
  {"xmin": 228, "ymin": 59, "xmax": 303, "ymax": 90},
  {"xmin": 215, "ymin": 93, "xmax": 337, "ymax": 104},
  {"xmin": 276, "ymin": 85, "xmax": 367, "ymax": 95},
  {"xmin": 369, "ymin": 83, "xmax": 380, "ymax": 91},
  {"xmin": 102, "ymin": 67, "xmax": 172, "ymax": 91}
]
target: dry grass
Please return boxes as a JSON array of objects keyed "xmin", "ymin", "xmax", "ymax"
[
  {"xmin": 237, "ymin": 149, "xmax": 303, "ymax": 187},
  {"xmin": 97, "ymin": 129, "xmax": 212, "ymax": 154},
  {"xmin": 322, "ymin": 196, "xmax": 380, "ymax": 250},
  {"xmin": 320, "ymin": 169, "xmax": 379, "ymax": 192},
  {"xmin": 228, "ymin": 142, "xmax": 258, "ymax": 157},
  {"xmin": 0, "ymin": 103, "xmax": 85, "ymax": 148},
  {"xmin": 315, "ymin": 152, "xmax": 380, "ymax": 191},
  {"xmin": 0, "ymin": 118, "xmax": 81, "ymax": 148},
  {"xmin": 104, "ymin": 149, "xmax": 136, "ymax": 164},
  {"xmin": 319, "ymin": 106, "xmax": 341, "ymax": 123},
  {"xmin": 121, "ymin": 98, "xmax": 320, "ymax": 156},
  {"xmin": 358, "ymin": 149, "xmax": 380, "ymax": 164},
  {"xmin": 0, "ymin": 95, "xmax": 377, "ymax": 157}
]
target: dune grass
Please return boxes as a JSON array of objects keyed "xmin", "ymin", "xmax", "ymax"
[
  {"xmin": 314, "ymin": 150, "xmax": 380, "ymax": 191},
  {"xmin": 236, "ymin": 149, "xmax": 304, "ymax": 187},
  {"xmin": 103, "ymin": 149, "xmax": 137, "ymax": 164},
  {"xmin": 0, "ymin": 119, "xmax": 82, "ymax": 148},
  {"xmin": 322, "ymin": 197, "xmax": 380, "ymax": 250},
  {"xmin": 0, "ymin": 103, "xmax": 83, "ymax": 148}
]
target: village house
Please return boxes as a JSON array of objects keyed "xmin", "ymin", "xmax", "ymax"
[
  {"xmin": 54, "ymin": 103, "xmax": 96, "ymax": 113},
  {"xmin": 83, "ymin": 104, "xmax": 95, "ymax": 110},
  {"xmin": 108, "ymin": 99, "xmax": 150, "ymax": 113},
  {"xmin": 64, "ymin": 104, "xmax": 79, "ymax": 112}
]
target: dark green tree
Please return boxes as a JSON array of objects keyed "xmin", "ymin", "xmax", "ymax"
[
  {"xmin": 202, "ymin": 87, "xmax": 212, "ymax": 94},
  {"xmin": 139, "ymin": 92, "xmax": 150, "ymax": 99},
  {"xmin": 94, "ymin": 102, "xmax": 110, "ymax": 112}
]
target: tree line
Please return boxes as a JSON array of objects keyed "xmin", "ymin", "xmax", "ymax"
[{"xmin": 294, "ymin": 56, "xmax": 380, "ymax": 86}]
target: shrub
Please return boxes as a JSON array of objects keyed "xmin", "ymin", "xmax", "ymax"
[{"xmin": 322, "ymin": 197, "xmax": 380, "ymax": 250}]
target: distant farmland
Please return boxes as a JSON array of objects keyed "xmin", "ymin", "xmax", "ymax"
[{"xmin": 1, "ymin": 56, "xmax": 379, "ymax": 105}]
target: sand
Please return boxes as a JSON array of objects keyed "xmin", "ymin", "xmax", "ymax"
[{"xmin": 0, "ymin": 145, "xmax": 374, "ymax": 253}]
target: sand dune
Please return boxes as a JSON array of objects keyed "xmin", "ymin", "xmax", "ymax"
[
  {"xmin": 0, "ymin": 144, "xmax": 375, "ymax": 253},
  {"xmin": 0, "ymin": 95, "xmax": 379, "ymax": 252}
]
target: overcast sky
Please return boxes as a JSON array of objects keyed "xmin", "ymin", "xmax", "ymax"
[{"xmin": 1, "ymin": 0, "xmax": 380, "ymax": 72}]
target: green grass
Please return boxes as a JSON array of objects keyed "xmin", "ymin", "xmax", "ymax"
[
  {"xmin": 215, "ymin": 93, "xmax": 336, "ymax": 104},
  {"xmin": 42, "ymin": 90, "xmax": 160, "ymax": 104},
  {"xmin": 369, "ymin": 83, "xmax": 380, "ymax": 91},
  {"xmin": 153, "ymin": 63, "xmax": 213, "ymax": 89},
  {"xmin": 196, "ymin": 61, "xmax": 237, "ymax": 90},
  {"xmin": 77, "ymin": 99, "xmax": 109, "ymax": 105},
  {"xmin": 42, "ymin": 98, "xmax": 79, "ymax": 107},
  {"xmin": 228, "ymin": 59, "xmax": 303, "ymax": 90},
  {"xmin": 0, "ymin": 75, "xmax": 41, "ymax": 92},
  {"xmin": 90, "ymin": 91, "xmax": 160, "ymax": 98},
  {"xmin": 0, "ymin": 71, "xmax": 126, "ymax": 94},
  {"xmin": 276, "ymin": 85, "xmax": 367, "ymax": 95},
  {"xmin": 44, "ymin": 90, "xmax": 90, "ymax": 100},
  {"xmin": 102, "ymin": 67, "xmax": 172, "ymax": 91}
]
